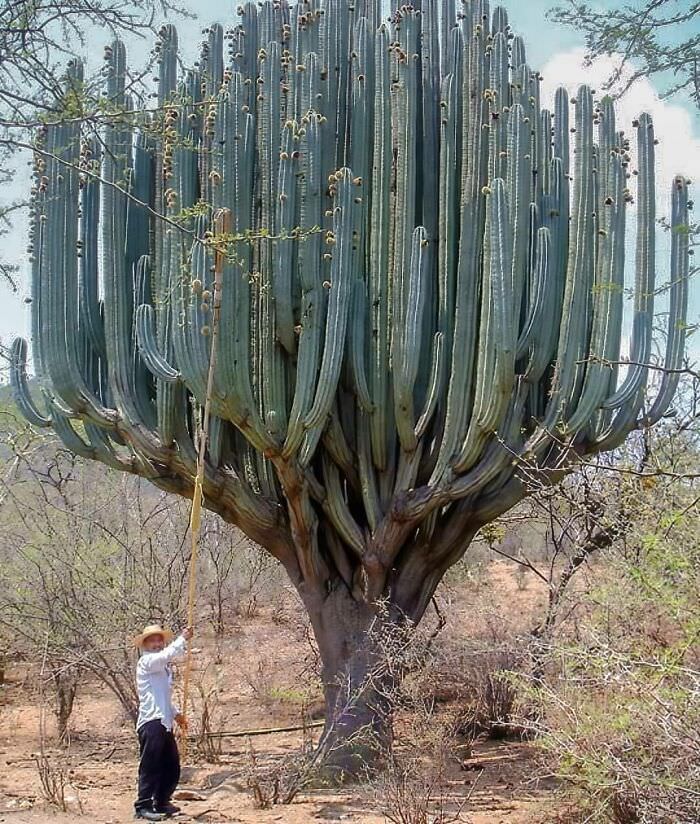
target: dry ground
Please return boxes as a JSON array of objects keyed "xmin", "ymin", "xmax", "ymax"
[{"xmin": 0, "ymin": 561, "xmax": 574, "ymax": 823}]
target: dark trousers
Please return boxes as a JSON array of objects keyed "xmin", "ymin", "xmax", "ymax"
[{"xmin": 135, "ymin": 719, "xmax": 181, "ymax": 811}]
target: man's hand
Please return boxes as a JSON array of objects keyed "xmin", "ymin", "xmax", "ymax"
[
  {"xmin": 174, "ymin": 712, "xmax": 188, "ymax": 731},
  {"xmin": 182, "ymin": 626, "xmax": 193, "ymax": 641}
]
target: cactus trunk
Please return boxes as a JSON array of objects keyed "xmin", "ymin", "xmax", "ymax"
[{"xmin": 303, "ymin": 584, "xmax": 397, "ymax": 779}]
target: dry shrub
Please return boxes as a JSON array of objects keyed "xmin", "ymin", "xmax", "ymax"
[
  {"xmin": 370, "ymin": 626, "xmax": 471, "ymax": 824},
  {"xmin": 244, "ymin": 726, "xmax": 316, "ymax": 809},
  {"xmin": 34, "ymin": 705, "xmax": 83, "ymax": 813},
  {"xmin": 410, "ymin": 609, "xmax": 532, "ymax": 743},
  {"xmin": 192, "ymin": 670, "xmax": 225, "ymax": 763},
  {"xmin": 245, "ymin": 750, "xmax": 301, "ymax": 809},
  {"xmin": 34, "ymin": 752, "xmax": 76, "ymax": 812},
  {"xmin": 534, "ymin": 670, "xmax": 700, "ymax": 824},
  {"xmin": 514, "ymin": 563, "xmax": 529, "ymax": 591},
  {"xmin": 372, "ymin": 706, "xmax": 467, "ymax": 824},
  {"xmin": 455, "ymin": 648, "xmax": 530, "ymax": 740},
  {"xmin": 243, "ymin": 657, "xmax": 277, "ymax": 708},
  {"xmin": 375, "ymin": 758, "xmax": 463, "ymax": 824}
]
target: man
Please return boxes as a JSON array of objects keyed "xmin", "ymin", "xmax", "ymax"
[{"xmin": 133, "ymin": 623, "xmax": 193, "ymax": 821}]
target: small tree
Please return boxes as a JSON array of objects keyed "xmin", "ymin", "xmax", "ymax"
[
  {"xmin": 0, "ymin": 420, "xmax": 191, "ymax": 726},
  {"xmin": 530, "ymin": 433, "xmax": 700, "ymax": 822},
  {"xmin": 549, "ymin": 0, "xmax": 700, "ymax": 108}
]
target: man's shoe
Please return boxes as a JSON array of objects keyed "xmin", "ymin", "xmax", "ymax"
[
  {"xmin": 155, "ymin": 802, "xmax": 181, "ymax": 816},
  {"xmin": 134, "ymin": 809, "xmax": 166, "ymax": 821}
]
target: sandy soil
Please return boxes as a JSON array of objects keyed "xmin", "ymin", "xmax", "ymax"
[{"xmin": 0, "ymin": 561, "xmax": 571, "ymax": 823}]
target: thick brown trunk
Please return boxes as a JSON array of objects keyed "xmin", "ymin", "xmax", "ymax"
[
  {"xmin": 289, "ymin": 516, "xmax": 482, "ymax": 781},
  {"xmin": 301, "ymin": 583, "xmax": 400, "ymax": 781},
  {"xmin": 52, "ymin": 666, "xmax": 79, "ymax": 744}
]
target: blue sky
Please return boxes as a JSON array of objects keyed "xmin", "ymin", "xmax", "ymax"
[{"xmin": 0, "ymin": 0, "xmax": 698, "ymax": 358}]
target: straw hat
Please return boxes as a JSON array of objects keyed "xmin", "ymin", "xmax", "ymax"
[{"xmin": 133, "ymin": 623, "xmax": 174, "ymax": 649}]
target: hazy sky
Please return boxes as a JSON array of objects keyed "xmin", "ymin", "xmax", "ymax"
[{"xmin": 1, "ymin": 0, "xmax": 698, "ymax": 358}]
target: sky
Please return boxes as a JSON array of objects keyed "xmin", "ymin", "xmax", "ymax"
[{"xmin": 0, "ymin": 0, "xmax": 698, "ymax": 361}]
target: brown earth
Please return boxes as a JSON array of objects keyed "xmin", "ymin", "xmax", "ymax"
[{"xmin": 0, "ymin": 561, "xmax": 575, "ymax": 823}]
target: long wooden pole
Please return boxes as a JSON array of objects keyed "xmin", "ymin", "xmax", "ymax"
[{"xmin": 179, "ymin": 209, "xmax": 230, "ymax": 761}]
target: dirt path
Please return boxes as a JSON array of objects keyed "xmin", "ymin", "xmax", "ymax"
[{"xmin": 1, "ymin": 736, "xmax": 559, "ymax": 823}]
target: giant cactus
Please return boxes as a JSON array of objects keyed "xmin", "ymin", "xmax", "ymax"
[{"xmin": 11, "ymin": 0, "xmax": 690, "ymax": 773}]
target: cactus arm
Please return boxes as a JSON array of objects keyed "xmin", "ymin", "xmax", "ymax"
[
  {"xmin": 601, "ymin": 113, "xmax": 657, "ymax": 412},
  {"xmin": 273, "ymin": 121, "xmax": 297, "ymax": 355},
  {"xmin": 136, "ymin": 303, "xmax": 181, "ymax": 383},
  {"xmin": 172, "ymin": 223, "xmax": 206, "ymax": 403},
  {"xmin": 537, "ymin": 109, "xmax": 553, "ymax": 207},
  {"xmin": 592, "ymin": 176, "xmax": 689, "ymax": 450},
  {"xmin": 10, "ymin": 338, "xmax": 51, "ymax": 427},
  {"xmin": 348, "ymin": 56, "xmax": 373, "ymax": 415},
  {"xmin": 324, "ymin": 526, "xmax": 355, "ymax": 591},
  {"xmin": 421, "ymin": 0, "xmax": 440, "ymax": 229},
  {"xmin": 158, "ymin": 24, "xmax": 179, "ymax": 106},
  {"xmin": 641, "ymin": 175, "xmax": 690, "ymax": 426},
  {"xmin": 450, "ymin": 383, "xmax": 528, "ymax": 503},
  {"xmin": 40, "ymin": 103, "xmax": 116, "ymax": 427},
  {"xmin": 596, "ymin": 98, "xmax": 616, "ymax": 238},
  {"xmin": 415, "ymin": 332, "xmax": 445, "ymax": 440},
  {"xmin": 511, "ymin": 35, "xmax": 526, "ymax": 70},
  {"xmin": 554, "ymin": 87, "xmax": 570, "ymax": 176},
  {"xmin": 50, "ymin": 406, "xmax": 96, "ymax": 460},
  {"xmin": 257, "ymin": 41, "xmax": 287, "ymax": 443},
  {"xmin": 357, "ymin": 409, "xmax": 382, "ymax": 532},
  {"xmin": 492, "ymin": 5, "xmax": 509, "ymax": 33},
  {"xmin": 322, "ymin": 407, "xmax": 361, "ymax": 495},
  {"xmin": 506, "ymin": 103, "xmax": 532, "ymax": 328},
  {"xmin": 154, "ymin": 49, "xmax": 191, "ymax": 451},
  {"xmin": 542, "ymin": 86, "xmax": 596, "ymax": 432},
  {"xmin": 98, "ymin": 40, "xmax": 174, "ymax": 449},
  {"xmin": 83, "ymin": 423, "xmax": 135, "ymax": 472},
  {"xmin": 215, "ymin": 76, "xmax": 270, "ymax": 446},
  {"xmin": 430, "ymin": 7, "xmax": 489, "ymax": 485},
  {"xmin": 368, "ymin": 24, "xmax": 392, "ymax": 471},
  {"xmin": 390, "ymin": 18, "xmax": 419, "ymax": 447},
  {"xmin": 440, "ymin": 0, "xmax": 457, "ymax": 76},
  {"xmin": 437, "ymin": 71, "xmax": 460, "ymax": 413},
  {"xmin": 418, "ymin": 5, "xmax": 440, "ymax": 411},
  {"xmin": 394, "ymin": 227, "xmax": 429, "ymax": 453},
  {"xmin": 78, "ymin": 140, "xmax": 106, "ymax": 360},
  {"xmin": 566, "ymin": 148, "xmax": 626, "ymax": 431},
  {"xmin": 538, "ymin": 156, "xmax": 569, "ymax": 369},
  {"xmin": 454, "ymin": 177, "xmax": 515, "ymax": 473},
  {"xmin": 303, "ymin": 169, "xmax": 354, "ymax": 432},
  {"xmin": 204, "ymin": 23, "xmax": 224, "ymax": 95},
  {"xmin": 126, "ymin": 126, "xmax": 153, "ymax": 275},
  {"xmin": 516, "ymin": 226, "xmax": 551, "ymax": 364},
  {"xmin": 206, "ymin": 415, "xmax": 224, "ymax": 468},
  {"xmin": 153, "ymin": 226, "xmax": 180, "ymax": 447},
  {"xmin": 152, "ymin": 24, "xmax": 178, "ymax": 300},
  {"xmin": 284, "ymin": 114, "xmax": 325, "ymax": 458},
  {"xmin": 349, "ymin": 278, "xmax": 373, "ymax": 413},
  {"xmin": 322, "ymin": 454, "xmax": 365, "ymax": 557},
  {"xmin": 489, "ymin": 32, "xmax": 510, "ymax": 182}
]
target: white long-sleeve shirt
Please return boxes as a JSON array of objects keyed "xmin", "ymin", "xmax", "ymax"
[{"xmin": 135, "ymin": 635, "xmax": 187, "ymax": 731}]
